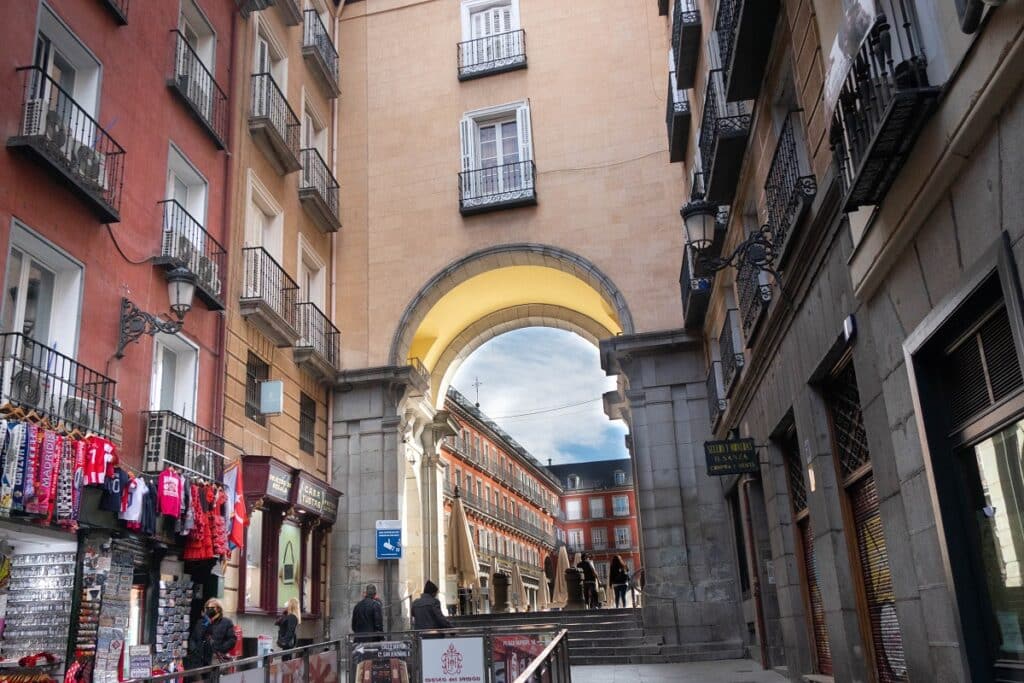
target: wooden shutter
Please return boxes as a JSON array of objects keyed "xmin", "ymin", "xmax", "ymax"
[
  {"xmin": 799, "ymin": 519, "xmax": 833, "ymax": 675},
  {"xmin": 516, "ymin": 103, "xmax": 533, "ymax": 191},
  {"xmin": 850, "ymin": 475, "xmax": 907, "ymax": 682},
  {"xmin": 946, "ymin": 305, "xmax": 1024, "ymax": 426}
]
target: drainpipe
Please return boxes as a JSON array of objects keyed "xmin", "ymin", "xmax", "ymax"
[{"xmin": 741, "ymin": 475, "xmax": 769, "ymax": 669}]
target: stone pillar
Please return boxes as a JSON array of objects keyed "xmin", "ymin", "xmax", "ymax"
[
  {"xmin": 601, "ymin": 330, "xmax": 744, "ymax": 648},
  {"xmin": 418, "ymin": 410, "xmax": 458, "ymax": 597}
]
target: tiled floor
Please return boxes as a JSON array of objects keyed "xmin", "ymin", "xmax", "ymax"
[{"xmin": 571, "ymin": 659, "xmax": 789, "ymax": 682}]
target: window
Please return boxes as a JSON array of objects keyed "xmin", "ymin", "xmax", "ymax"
[
  {"xmin": 596, "ymin": 562, "xmax": 609, "ymax": 583},
  {"xmin": 298, "ymin": 235, "xmax": 326, "ymax": 308},
  {"xmin": 245, "ymin": 172, "xmax": 284, "ymax": 261},
  {"xmin": 299, "ymin": 392, "xmax": 316, "ymax": 454},
  {"xmin": 301, "ymin": 98, "xmax": 327, "ymax": 157},
  {"xmin": 150, "ymin": 333, "xmax": 199, "ymax": 420},
  {"xmin": 567, "ymin": 474, "xmax": 580, "ymax": 489},
  {"xmin": 278, "ymin": 520, "xmax": 301, "ymax": 609},
  {"xmin": 179, "ymin": 0, "xmax": 216, "ymax": 70},
  {"xmin": 459, "ymin": 101, "xmax": 534, "ymax": 203},
  {"xmin": 614, "ymin": 470, "xmax": 626, "ymax": 486},
  {"xmin": 244, "ymin": 508, "xmax": 264, "ymax": 608},
  {"xmin": 591, "ymin": 527, "xmax": 607, "ymax": 550},
  {"xmin": 461, "ymin": 0, "xmax": 520, "ymax": 42},
  {"xmin": 245, "ymin": 352, "xmax": 269, "ymax": 425},
  {"xmin": 565, "ymin": 499, "xmax": 581, "ymax": 521},
  {"xmin": 482, "ymin": 443, "xmax": 489, "ymax": 468},
  {"xmin": 458, "ymin": 0, "xmax": 525, "ymax": 78},
  {"xmin": 589, "ymin": 497, "xmax": 605, "ymax": 519},
  {"xmin": 254, "ymin": 18, "xmax": 287, "ymax": 87},
  {"xmin": 613, "ymin": 495, "xmax": 629, "ymax": 516},
  {"xmin": 35, "ymin": 5, "xmax": 101, "ymax": 117},
  {"xmin": 456, "ymin": 469, "xmax": 463, "ymax": 491},
  {"xmin": 1, "ymin": 223, "xmax": 83, "ymax": 351},
  {"xmin": 167, "ymin": 145, "xmax": 208, "ymax": 224},
  {"xmin": 567, "ymin": 529, "xmax": 583, "ymax": 550},
  {"xmin": 615, "ymin": 526, "xmax": 632, "ymax": 549}
]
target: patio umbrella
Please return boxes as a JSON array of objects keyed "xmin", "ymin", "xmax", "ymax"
[
  {"xmin": 551, "ymin": 546, "xmax": 569, "ymax": 608},
  {"xmin": 446, "ymin": 495, "xmax": 481, "ymax": 607},
  {"xmin": 538, "ymin": 568, "xmax": 551, "ymax": 610},
  {"xmin": 511, "ymin": 563, "xmax": 527, "ymax": 612}
]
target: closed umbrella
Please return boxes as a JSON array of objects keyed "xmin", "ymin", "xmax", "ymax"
[
  {"xmin": 511, "ymin": 563, "xmax": 527, "ymax": 612},
  {"xmin": 446, "ymin": 496, "xmax": 481, "ymax": 609},
  {"xmin": 538, "ymin": 568, "xmax": 551, "ymax": 611},
  {"xmin": 551, "ymin": 546, "xmax": 569, "ymax": 608}
]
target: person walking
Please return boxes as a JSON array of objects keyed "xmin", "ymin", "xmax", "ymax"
[
  {"xmin": 411, "ymin": 580, "xmax": 453, "ymax": 629},
  {"xmin": 578, "ymin": 553, "xmax": 600, "ymax": 609},
  {"xmin": 186, "ymin": 598, "xmax": 237, "ymax": 676},
  {"xmin": 351, "ymin": 583, "xmax": 385, "ymax": 641},
  {"xmin": 275, "ymin": 597, "xmax": 301, "ymax": 660},
  {"xmin": 609, "ymin": 555, "xmax": 630, "ymax": 608}
]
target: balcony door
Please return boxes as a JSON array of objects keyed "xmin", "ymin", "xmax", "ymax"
[
  {"xmin": 470, "ymin": 4, "xmax": 512, "ymax": 63},
  {"xmin": 478, "ymin": 118, "xmax": 522, "ymax": 194},
  {"xmin": 150, "ymin": 333, "xmax": 198, "ymax": 421}
]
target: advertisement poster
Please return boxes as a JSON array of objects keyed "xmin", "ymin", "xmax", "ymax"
[
  {"xmin": 823, "ymin": 0, "xmax": 878, "ymax": 115},
  {"xmin": 421, "ymin": 637, "xmax": 485, "ymax": 683},
  {"xmin": 269, "ymin": 657, "xmax": 305, "ymax": 683},
  {"xmin": 491, "ymin": 634, "xmax": 552, "ymax": 683},
  {"xmin": 351, "ymin": 640, "xmax": 412, "ymax": 683},
  {"xmin": 309, "ymin": 650, "xmax": 341, "ymax": 683}
]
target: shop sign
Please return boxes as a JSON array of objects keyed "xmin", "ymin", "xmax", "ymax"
[
  {"xmin": 243, "ymin": 456, "xmax": 294, "ymax": 506},
  {"xmin": 351, "ymin": 640, "xmax": 412, "ymax": 683},
  {"xmin": 292, "ymin": 472, "xmax": 340, "ymax": 523},
  {"xmin": 421, "ymin": 637, "xmax": 485, "ymax": 683},
  {"xmin": 704, "ymin": 438, "xmax": 759, "ymax": 476},
  {"xmin": 491, "ymin": 634, "xmax": 552, "ymax": 683}
]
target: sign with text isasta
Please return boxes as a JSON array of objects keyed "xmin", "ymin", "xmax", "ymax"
[
  {"xmin": 421, "ymin": 638, "xmax": 485, "ymax": 683},
  {"xmin": 704, "ymin": 438, "xmax": 759, "ymax": 476},
  {"xmin": 376, "ymin": 519, "xmax": 402, "ymax": 560}
]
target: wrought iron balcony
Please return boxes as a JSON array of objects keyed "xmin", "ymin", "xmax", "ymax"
[
  {"xmin": 458, "ymin": 29, "xmax": 527, "ymax": 81},
  {"xmin": 0, "ymin": 333, "xmax": 118, "ymax": 438},
  {"xmin": 459, "ymin": 160, "xmax": 537, "ymax": 215},
  {"xmin": 294, "ymin": 302, "xmax": 342, "ymax": 382},
  {"xmin": 706, "ymin": 360, "xmax": 727, "ymax": 429},
  {"xmin": 7, "ymin": 66, "xmax": 125, "ymax": 223},
  {"xmin": 672, "ymin": 0, "xmax": 701, "ymax": 90},
  {"xmin": 719, "ymin": 308, "xmax": 745, "ymax": 395},
  {"xmin": 302, "ymin": 10, "xmax": 340, "ymax": 98},
  {"xmin": 268, "ymin": 0, "xmax": 302, "ymax": 25},
  {"xmin": 168, "ymin": 30, "xmax": 228, "ymax": 149},
  {"xmin": 99, "ymin": 0, "xmax": 128, "ymax": 24},
  {"xmin": 249, "ymin": 73, "xmax": 301, "ymax": 175},
  {"xmin": 764, "ymin": 113, "xmax": 817, "ymax": 267},
  {"xmin": 666, "ymin": 72, "xmax": 691, "ymax": 163},
  {"xmin": 155, "ymin": 200, "xmax": 226, "ymax": 310},
  {"xmin": 737, "ymin": 257, "xmax": 772, "ymax": 343},
  {"xmin": 240, "ymin": 247, "xmax": 300, "ymax": 347},
  {"xmin": 831, "ymin": 5, "xmax": 940, "ymax": 212},
  {"xmin": 658, "ymin": 0, "xmax": 668, "ymax": 16},
  {"xmin": 717, "ymin": 0, "xmax": 780, "ymax": 102},
  {"xmin": 142, "ymin": 410, "xmax": 226, "ymax": 481},
  {"xmin": 299, "ymin": 148, "xmax": 341, "ymax": 233},
  {"xmin": 699, "ymin": 69, "xmax": 751, "ymax": 203},
  {"xmin": 680, "ymin": 244, "xmax": 713, "ymax": 330}
]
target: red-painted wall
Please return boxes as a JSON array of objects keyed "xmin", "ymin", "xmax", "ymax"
[
  {"xmin": 558, "ymin": 487, "xmax": 642, "ymax": 580},
  {"xmin": 0, "ymin": 0, "xmax": 237, "ymax": 465}
]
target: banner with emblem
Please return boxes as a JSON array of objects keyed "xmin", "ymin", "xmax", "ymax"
[{"xmin": 421, "ymin": 637, "xmax": 485, "ymax": 683}]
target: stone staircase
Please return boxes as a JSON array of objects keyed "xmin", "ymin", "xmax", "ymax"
[{"xmin": 452, "ymin": 608, "xmax": 746, "ymax": 665}]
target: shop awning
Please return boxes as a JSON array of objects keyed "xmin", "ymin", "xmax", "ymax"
[
  {"xmin": 242, "ymin": 455, "xmax": 295, "ymax": 506},
  {"xmin": 291, "ymin": 470, "xmax": 342, "ymax": 524}
]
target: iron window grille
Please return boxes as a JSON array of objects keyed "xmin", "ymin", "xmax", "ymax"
[
  {"xmin": 245, "ymin": 352, "xmax": 270, "ymax": 426},
  {"xmin": 142, "ymin": 410, "xmax": 225, "ymax": 481},
  {"xmin": 719, "ymin": 308, "xmax": 745, "ymax": 394},
  {"xmin": 299, "ymin": 148, "xmax": 341, "ymax": 231},
  {"xmin": 169, "ymin": 30, "xmax": 228, "ymax": 149},
  {"xmin": 299, "ymin": 392, "xmax": 316, "ymax": 454},
  {"xmin": 242, "ymin": 247, "xmax": 300, "ymax": 330},
  {"xmin": 457, "ymin": 29, "xmax": 527, "ymax": 80},
  {"xmin": 295, "ymin": 301, "xmax": 342, "ymax": 372},
  {"xmin": 302, "ymin": 9, "xmax": 340, "ymax": 95},
  {"xmin": 763, "ymin": 112, "xmax": 817, "ymax": 266},
  {"xmin": 459, "ymin": 159, "xmax": 537, "ymax": 215},
  {"xmin": 250, "ymin": 72, "xmax": 301, "ymax": 166}
]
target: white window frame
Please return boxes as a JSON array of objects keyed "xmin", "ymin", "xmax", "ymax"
[
  {"xmin": 149, "ymin": 332, "xmax": 199, "ymax": 420},
  {"xmin": 460, "ymin": 0, "xmax": 520, "ymax": 42},
  {"xmin": 615, "ymin": 526, "xmax": 632, "ymax": 549},
  {"xmin": 589, "ymin": 497, "xmax": 605, "ymax": 519},
  {"xmin": 565, "ymin": 499, "xmax": 581, "ymax": 522},
  {"xmin": 613, "ymin": 495, "xmax": 629, "ymax": 516},
  {"xmin": 36, "ymin": 4, "xmax": 102, "ymax": 118},
  {"xmin": 591, "ymin": 527, "xmax": 607, "ymax": 550},
  {"xmin": 459, "ymin": 100, "xmax": 534, "ymax": 204},
  {"xmin": 254, "ymin": 14, "xmax": 287, "ymax": 90},
  {"xmin": 2, "ymin": 221, "xmax": 84, "ymax": 354},
  {"xmin": 614, "ymin": 470, "xmax": 626, "ymax": 486},
  {"xmin": 179, "ymin": 0, "xmax": 217, "ymax": 71},
  {"xmin": 245, "ymin": 170, "xmax": 284, "ymax": 261},
  {"xmin": 297, "ymin": 233, "xmax": 326, "ymax": 309},
  {"xmin": 567, "ymin": 474, "xmax": 580, "ymax": 490},
  {"xmin": 567, "ymin": 529, "xmax": 584, "ymax": 550},
  {"xmin": 301, "ymin": 93, "xmax": 328, "ymax": 158},
  {"xmin": 166, "ymin": 143, "xmax": 209, "ymax": 227}
]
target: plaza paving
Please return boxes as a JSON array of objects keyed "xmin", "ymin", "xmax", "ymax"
[{"xmin": 572, "ymin": 659, "xmax": 789, "ymax": 682}]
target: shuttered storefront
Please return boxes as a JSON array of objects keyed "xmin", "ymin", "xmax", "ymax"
[{"xmin": 825, "ymin": 361, "xmax": 908, "ymax": 682}]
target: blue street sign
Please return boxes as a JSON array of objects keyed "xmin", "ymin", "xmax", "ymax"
[{"xmin": 376, "ymin": 520, "xmax": 402, "ymax": 560}]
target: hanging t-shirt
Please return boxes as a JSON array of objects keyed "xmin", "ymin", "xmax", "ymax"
[
  {"xmin": 100, "ymin": 467, "xmax": 130, "ymax": 513},
  {"xmin": 157, "ymin": 469, "xmax": 183, "ymax": 517},
  {"xmin": 84, "ymin": 436, "xmax": 117, "ymax": 486},
  {"xmin": 140, "ymin": 477, "xmax": 158, "ymax": 536},
  {"xmin": 121, "ymin": 476, "xmax": 147, "ymax": 523}
]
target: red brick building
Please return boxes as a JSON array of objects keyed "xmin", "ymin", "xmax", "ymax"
[
  {"xmin": 441, "ymin": 387, "xmax": 561, "ymax": 611},
  {"xmin": 548, "ymin": 459, "xmax": 641, "ymax": 592}
]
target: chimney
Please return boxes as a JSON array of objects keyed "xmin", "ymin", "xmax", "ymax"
[{"xmin": 548, "ymin": 458, "xmax": 552, "ymax": 466}]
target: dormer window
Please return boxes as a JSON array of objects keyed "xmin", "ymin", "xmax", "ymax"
[
  {"xmin": 614, "ymin": 470, "xmax": 626, "ymax": 486},
  {"xmin": 567, "ymin": 474, "xmax": 580, "ymax": 489}
]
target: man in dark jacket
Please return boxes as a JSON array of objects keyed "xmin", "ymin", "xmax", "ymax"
[
  {"xmin": 578, "ymin": 553, "xmax": 600, "ymax": 609},
  {"xmin": 411, "ymin": 580, "xmax": 453, "ymax": 630},
  {"xmin": 187, "ymin": 598, "xmax": 237, "ymax": 670},
  {"xmin": 351, "ymin": 584, "xmax": 385, "ymax": 641}
]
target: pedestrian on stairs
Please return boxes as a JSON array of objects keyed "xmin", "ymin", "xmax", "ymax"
[
  {"xmin": 412, "ymin": 580, "xmax": 453, "ymax": 629},
  {"xmin": 578, "ymin": 553, "xmax": 600, "ymax": 609},
  {"xmin": 351, "ymin": 583, "xmax": 385, "ymax": 642},
  {"xmin": 610, "ymin": 555, "xmax": 630, "ymax": 608}
]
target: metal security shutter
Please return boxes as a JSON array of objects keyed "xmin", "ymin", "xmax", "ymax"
[
  {"xmin": 799, "ymin": 518, "xmax": 833, "ymax": 675},
  {"xmin": 947, "ymin": 305, "xmax": 1024, "ymax": 426},
  {"xmin": 849, "ymin": 475, "xmax": 907, "ymax": 682}
]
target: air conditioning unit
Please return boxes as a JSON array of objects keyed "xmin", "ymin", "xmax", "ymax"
[
  {"xmin": 74, "ymin": 142, "xmax": 107, "ymax": 189},
  {"xmin": 1, "ymin": 360, "xmax": 43, "ymax": 409},
  {"xmin": 163, "ymin": 233, "xmax": 195, "ymax": 268},
  {"xmin": 193, "ymin": 254, "xmax": 220, "ymax": 296},
  {"xmin": 61, "ymin": 396, "xmax": 99, "ymax": 433},
  {"xmin": 22, "ymin": 98, "xmax": 46, "ymax": 136}
]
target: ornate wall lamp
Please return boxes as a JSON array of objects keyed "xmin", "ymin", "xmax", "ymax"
[
  {"xmin": 115, "ymin": 267, "xmax": 196, "ymax": 358},
  {"xmin": 680, "ymin": 196, "xmax": 783, "ymax": 286}
]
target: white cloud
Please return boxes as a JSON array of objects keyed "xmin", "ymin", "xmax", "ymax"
[{"xmin": 451, "ymin": 328, "xmax": 628, "ymax": 465}]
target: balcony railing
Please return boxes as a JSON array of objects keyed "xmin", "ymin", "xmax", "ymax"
[
  {"xmin": 446, "ymin": 484, "xmax": 556, "ymax": 546},
  {"xmin": 459, "ymin": 160, "xmax": 537, "ymax": 215},
  {"xmin": 156, "ymin": 200, "xmax": 226, "ymax": 310},
  {"xmin": 671, "ymin": 0, "xmax": 701, "ymax": 90},
  {"xmin": 299, "ymin": 148, "xmax": 341, "ymax": 233},
  {"xmin": 719, "ymin": 308, "xmax": 745, "ymax": 394},
  {"xmin": 666, "ymin": 72, "xmax": 691, "ymax": 163},
  {"xmin": 240, "ymin": 247, "xmax": 300, "ymax": 347},
  {"xmin": 142, "ymin": 411, "xmax": 226, "ymax": 481},
  {"xmin": 294, "ymin": 302, "xmax": 342, "ymax": 380},
  {"xmin": 458, "ymin": 29, "xmax": 527, "ymax": 81},
  {"xmin": 680, "ymin": 244, "xmax": 713, "ymax": 330},
  {"xmin": 100, "ymin": 0, "xmax": 129, "ymax": 24},
  {"xmin": 831, "ymin": 6, "xmax": 940, "ymax": 212},
  {"xmin": 169, "ymin": 30, "xmax": 228, "ymax": 149},
  {"xmin": 0, "ymin": 333, "xmax": 118, "ymax": 439},
  {"xmin": 764, "ymin": 113, "xmax": 817, "ymax": 266},
  {"xmin": 716, "ymin": 0, "xmax": 780, "ymax": 102},
  {"xmin": 698, "ymin": 69, "xmax": 751, "ymax": 203},
  {"xmin": 737, "ymin": 257, "xmax": 772, "ymax": 343},
  {"xmin": 249, "ymin": 73, "xmax": 301, "ymax": 174},
  {"xmin": 302, "ymin": 10, "xmax": 340, "ymax": 97},
  {"xmin": 8, "ymin": 66, "xmax": 125, "ymax": 222},
  {"xmin": 706, "ymin": 360, "xmax": 727, "ymax": 428}
]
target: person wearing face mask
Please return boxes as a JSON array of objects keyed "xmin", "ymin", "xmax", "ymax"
[{"xmin": 186, "ymin": 598, "xmax": 237, "ymax": 674}]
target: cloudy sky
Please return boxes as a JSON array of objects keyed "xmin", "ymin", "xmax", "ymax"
[{"xmin": 451, "ymin": 328, "xmax": 628, "ymax": 465}]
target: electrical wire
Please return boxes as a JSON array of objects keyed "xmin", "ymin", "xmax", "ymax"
[
  {"xmin": 105, "ymin": 223, "xmax": 151, "ymax": 265},
  {"xmin": 479, "ymin": 396, "xmax": 604, "ymax": 419}
]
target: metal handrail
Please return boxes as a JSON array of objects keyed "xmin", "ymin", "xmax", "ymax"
[
  {"xmin": 295, "ymin": 300, "xmax": 341, "ymax": 370},
  {"xmin": 459, "ymin": 159, "xmax": 537, "ymax": 210},
  {"xmin": 513, "ymin": 628, "xmax": 571, "ymax": 683},
  {"xmin": 241, "ymin": 246, "xmax": 300, "ymax": 329},
  {"xmin": 141, "ymin": 410, "xmax": 227, "ymax": 481},
  {"xmin": 169, "ymin": 29, "xmax": 228, "ymax": 144},
  {"xmin": 458, "ymin": 28, "xmax": 527, "ymax": 75},
  {"xmin": 158, "ymin": 199, "xmax": 226, "ymax": 299},
  {"xmin": 250, "ymin": 72, "xmax": 300, "ymax": 156},
  {"xmin": 303, "ymin": 9, "xmax": 339, "ymax": 83}
]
